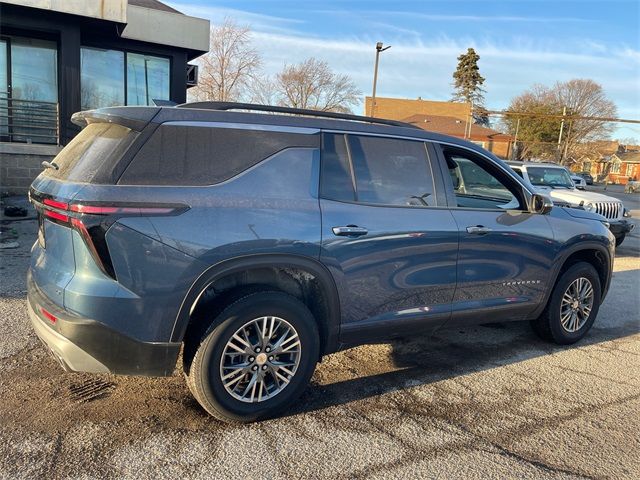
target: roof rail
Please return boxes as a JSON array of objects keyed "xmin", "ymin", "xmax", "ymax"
[{"xmin": 176, "ymin": 101, "xmax": 422, "ymax": 130}]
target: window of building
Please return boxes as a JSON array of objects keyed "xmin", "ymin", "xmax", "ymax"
[
  {"xmin": 347, "ymin": 135, "xmax": 436, "ymax": 207},
  {"xmin": 0, "ymin": 36, "xmax": 58, "ymax": 143},
  {"xmin": 0, "ymin": 39, "xmax": 7, "ymax": 137},
  {"xmin": 80, "ymin": 47, "xmax": 170, "ymax": 110},
  {"xmin": 126, "ymin": 53, "xmax": 170, "ymax": 106},
  {"xmin": 81, "ymin": 47, "xmax": 125, "ymax": 110},
  {"xmin": 611, "ymin": 160, "xmax": 621, "ymax": 174}
]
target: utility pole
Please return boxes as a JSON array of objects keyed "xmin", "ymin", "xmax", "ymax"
[
  {"xmin": 464, "ymin": 101, "xmax": 474, "ymax": 139},
  {"xmin": 557, "ymin": 106, "xmax": 566, "ymax": 162},
  {"xmin": 370, "ymin": 42, "xmax": 390, "ymax": 117},
  {"xmin": 511, "ymin": 117, "xmax": 521, "ymax": 160}
]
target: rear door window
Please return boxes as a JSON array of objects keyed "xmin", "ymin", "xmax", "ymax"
[
  {"xmin": 118, "ymin": 124, "xmax": 318, "ymax": 186},
  {"xmin": 43, "ymin": 122, "xmax": 137, "ymax": 182},
  {"xmin": 347, "ymin": 135, "xmax": 436, "ymax": 207},
  {"xmin": 320, "ymin": 133, "xmax": 355, "ymax": 202}
]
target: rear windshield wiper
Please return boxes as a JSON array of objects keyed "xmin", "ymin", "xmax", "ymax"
[{"xmin": 41, "ymin": 160, "xmax": 59, "ymax": 171}]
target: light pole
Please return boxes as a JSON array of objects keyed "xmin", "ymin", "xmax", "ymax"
[{"xmin": 370, "ymin": 41, "xmax": 391, "ymax": 117}]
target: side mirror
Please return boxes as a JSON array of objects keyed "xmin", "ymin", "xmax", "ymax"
[{"xmin": 531, "ymin": 193, "xmax": 553, "ymax": 215}]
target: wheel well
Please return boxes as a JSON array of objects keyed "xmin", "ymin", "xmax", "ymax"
[
  {"xmin": 182, "ymin": 266, "xmax": 333, "ymax": 366},
  {"xmin": 557, "ymin": 249, "xmax": 609, "ymax": 295}
]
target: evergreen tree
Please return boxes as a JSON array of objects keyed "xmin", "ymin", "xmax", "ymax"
[{"xmin": 451, "ymin": 48, "xmax": 488, "ymax": 125}]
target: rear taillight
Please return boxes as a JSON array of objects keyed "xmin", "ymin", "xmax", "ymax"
[{"xmin": 32, "ymin": 194, "xmax": 188, "ymax": 279}]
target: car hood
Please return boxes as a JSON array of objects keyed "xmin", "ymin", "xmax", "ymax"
[
  {"xmin": 533, "ymin": 186, "xmax": 620, "ymax": 205},
  {"xmin": 561, "ymin": 206, "xmax": 608, "ymax": 223}
]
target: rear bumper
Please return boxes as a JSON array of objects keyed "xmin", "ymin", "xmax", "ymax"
[
  {"xmin": 609, "ymin": 219, "xmax": 635, "ymax": 236},
  {"xmin": 27, "ymin": 272, "xmax": 180, "ymax": 376}
]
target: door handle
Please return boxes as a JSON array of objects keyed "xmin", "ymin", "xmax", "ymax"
[
  {"xmin": 332, "ymin": 226, "xmax": 368, "ymax": 237},
  {"xmin": 466, "ymin": 225, "xmax": 492, "ymax": 235}
]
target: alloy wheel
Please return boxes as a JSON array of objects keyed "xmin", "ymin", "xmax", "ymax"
[
  {"xmin": 560, "ymin": 277, "xmax": 594, "ymax": 333},
  {"xmin": 219, "ymin": 316, "xmax": 301, "ymax": 403}
]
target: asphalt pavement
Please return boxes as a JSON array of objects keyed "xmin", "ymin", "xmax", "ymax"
[{"xmin": 0, "ymin": 214, "xmax": 638, "ymax": 480}]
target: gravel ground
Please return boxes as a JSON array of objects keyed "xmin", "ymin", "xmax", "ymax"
[{"xmin": 0, "ymin": 218, "xmax": 638, "ymax": 480}]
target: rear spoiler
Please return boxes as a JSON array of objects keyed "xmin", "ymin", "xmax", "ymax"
[{"xmin": 71, "ymin": 107, "xmax": 161, "ymax": 132}]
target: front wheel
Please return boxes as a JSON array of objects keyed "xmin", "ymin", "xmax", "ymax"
[
  {"xmin": 186, "ymin": 291, "xmax": 319, "ymax": 422},
  {"xmin": 530, "ymin": 262, "xmax": 601, "ymax": 344}
]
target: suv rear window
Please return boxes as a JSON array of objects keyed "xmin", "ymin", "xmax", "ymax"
[
  {"xmin": 44, "ymin": 122, "xmax": 137, "ymax": 183},
  {"xmin": 118, "ymin": 124, "xmax": 318, "ymax": 186}
]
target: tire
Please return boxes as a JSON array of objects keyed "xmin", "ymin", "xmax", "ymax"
[
  {"xmin": 530, "ymin": 262, "xmax": 601, "ymax": 345},
  {"xmin": 185, "ymin": 291, "xmax": 319, "ymax": 422},
  {"xmin": 615, "ymin": 234, "xmax": 625, "ymax": 247}
]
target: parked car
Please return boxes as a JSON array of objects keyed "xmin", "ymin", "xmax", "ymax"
[
  {"xmin": 508, "ymin": 161, "xmax": 634, "ymax": 246},
  {"xmin": 579, "ymin": 172, "xmax": 594, "ymax": 185},
  {"xmin": 29, "ymin": 103, "xmax": 614, "ymax": 423},
  {"xmin": 571, "ymin": 173, "xmax": 587, "ymax": 190}
]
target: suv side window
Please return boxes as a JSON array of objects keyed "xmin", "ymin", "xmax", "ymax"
[
  {"xmin": 347, "ymin": 135, "xmax": 436, "ymax": 207},
  {"xmin": 320, "ymin": 133, "xmax": 355, "ymax": 202},
  {"xmin": 119, "ymin": 124, "xmax": 317, "ymax": 186},
  {"xmin": 442, "ymin": 147, "xmax": 524, "ymax": 210}
]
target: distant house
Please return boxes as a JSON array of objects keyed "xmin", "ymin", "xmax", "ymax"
[
  {"xmin": 607, "ymin": 151, "xmax": 640, "ymax": 184},
  {"xmin": 403, "ymin": 114, "xmax": 514, "ymax": 159},
  {"xmin": 573, "ymin": 142, "xmax": 640, "ymax": 184}
]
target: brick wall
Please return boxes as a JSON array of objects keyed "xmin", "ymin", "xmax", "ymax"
[
  {"xmin": 365, "ymin": 97, "xmax": 471, "ymax": 121},
  {"xmin": 0, "ymin": 144, "xmax": 62, "ymax": 195}
]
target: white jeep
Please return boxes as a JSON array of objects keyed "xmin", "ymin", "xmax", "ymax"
[{"xmin": 508, "ymin": 162, "xmax": 634, "ymax": 246}]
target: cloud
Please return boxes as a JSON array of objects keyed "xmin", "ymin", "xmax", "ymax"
[
  {"xmin": 367, "ymin": 11, "xmax": 592, "ymax": 23},
  {"xmin": 166, "ymin": 3, "xmax": 306, "ymax": 34},
  {"xmin": 172, "ymin": 2, "xmax": 639, "ymax": 135}
]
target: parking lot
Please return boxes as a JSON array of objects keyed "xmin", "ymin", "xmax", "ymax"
[{"xmin": 1, "ymin": 203, "xmax": 638, "ymax": 479}]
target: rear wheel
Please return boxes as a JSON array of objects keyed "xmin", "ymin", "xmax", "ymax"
[
  {"xmin": 530, "ymin": 262, "xmax": 601, "ymax": 344},
  {"xmin": 186, "ymin": 291, "xmax": 319, "ymax": 422}
]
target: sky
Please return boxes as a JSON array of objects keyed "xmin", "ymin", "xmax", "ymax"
[{"xmin": 167, "ymin": 0, "xmax": 640, "ymax": 140}]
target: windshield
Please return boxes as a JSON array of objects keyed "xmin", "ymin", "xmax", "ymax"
[{"xmin": 526, "ymin": 166, "xmax": 574, "ymax": 188}]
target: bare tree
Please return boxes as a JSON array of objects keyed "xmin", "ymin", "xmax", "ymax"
[
  {"xmin": 273, "ymin": 58, "xmax": 360, "ymax": 113},
  {"xmin": 502, "ymin": 84, "xmax": 563, "ymax": 160},
  {"xmin": 248, "ymin": 76, "xmax": 279, "ymax": 106},
  {"xmin": 503, "ymin": 79, "xmax": 617, "ymax": 163},
  {"xmin": 190, "ymin": 19, "xmax": 261, "ymax": 102},
  {"xmin": 552, "ymin": 79, "xmax": 617, "ymax": 162}
]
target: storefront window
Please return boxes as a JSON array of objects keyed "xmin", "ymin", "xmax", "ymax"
[
  {"xmin": 126, "ymin": 53, "xmax": 170, "ymax": 106},
  {"xmin": 80, "ymin": 47, "xmax": 170, "ymax": 110},
  {"xmin": 2, "ymin": 37, "xmax": 58, "ymax": 143},
  {"xmin": 11, "ymin": 38, "xmax": 57, "ymax": 102},
  {"xmin": 81, "ymin": 47, "xmax": 125, "ymax": 110},
  {"xmin": 0, "ymin": 40, "xmax": 7, "ymax": 137}
]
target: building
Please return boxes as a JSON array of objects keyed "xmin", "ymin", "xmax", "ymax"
[
  {"xmin": 0, "ymin": 0, "xmax": 210, "ymax": 193},
  {"xmin": 403, "ymin": 114, "xmax": 514, "ymax": 159},
  {"xmin": 364, "ymin": 96, "xmax": 513, "ymax": 158},
  {"xmin": 569, "ymin": 141, "xmax": 640, "ymax": 184},
  {"xmin": 365, "ymin": 96, "xmax": 471, "ymax": 122},
  {"xmin": 604, "ymin": 150, "xmax": 640, "ymax": 185}
]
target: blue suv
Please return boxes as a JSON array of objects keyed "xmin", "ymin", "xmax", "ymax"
[{"xmin": 28, "ymin": 103, "xmax": 614, "ymax": 422}]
